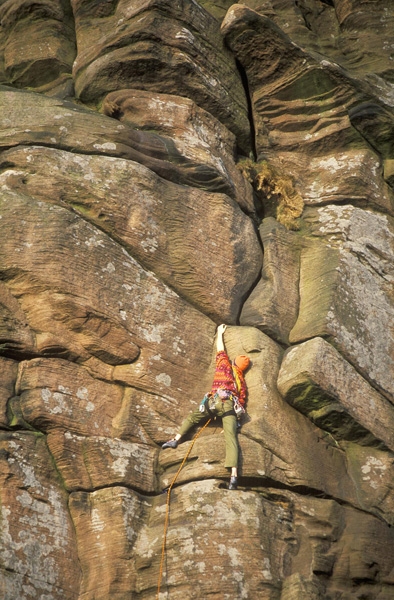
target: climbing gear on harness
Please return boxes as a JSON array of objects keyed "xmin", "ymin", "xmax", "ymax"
[
  {"xmin": 234, "ymin": 401, "xmax": 245, "ymax": 417},
  {"xmin": 157, "ymin": 418, "xmax": 212, "ymax": 600},
  {"xmin": 200, "ymin": 389, "xmax": 240, "ymax": 417},
  {"xmin": 228, "ymin": 476, "xmax": 238, "ymax": 490},
  {"xmin": 199, "ymin": 392, "xmax": 215, "ymax": 413},
  {"xmin": 162, "ymin": 439, "xmax": 178, "ymax": 449},
  {"xmin": 199, "ymin": 391, "xmax": 222, "ymax": 415}
]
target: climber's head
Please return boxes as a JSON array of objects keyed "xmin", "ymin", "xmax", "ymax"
[{"xmin": 234, "ymin": 355, "xmax": 250, "ymax": 372}]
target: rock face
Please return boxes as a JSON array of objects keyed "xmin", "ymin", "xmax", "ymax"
[{"xmin": 1, "ymin": 2, "xmax": 394, "ymax": 599}]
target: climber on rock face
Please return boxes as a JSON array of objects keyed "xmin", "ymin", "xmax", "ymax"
[{"xmin": 162, "ymin": 324, "xmax": 250, "ymax": 490}]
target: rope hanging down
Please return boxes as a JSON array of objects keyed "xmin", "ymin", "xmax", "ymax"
[{"xmin": 156, "ymin": 418, "xmax": 212, "ymax": 600}]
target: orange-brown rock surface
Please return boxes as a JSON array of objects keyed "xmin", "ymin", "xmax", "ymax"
[{"xmin": 1, "ymin": 2, "xmax": 394, "ymax": 599}]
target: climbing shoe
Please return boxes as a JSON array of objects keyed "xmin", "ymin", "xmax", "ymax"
[
  {"xmin": 162, "ymin": 439, "xmax": 178, "ymax": 449},
  {"xmin": 228, "ymin": 476, "xmax": 238, "ymax": 490}
]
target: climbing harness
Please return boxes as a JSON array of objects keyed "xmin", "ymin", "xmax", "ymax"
[
  {"xmin": 156, "ymin": 418, "xmax": 212, "ymax": 600},
  {"xmin": 199, "ymin": 388, "xmax": 243, "ymax": 419}
]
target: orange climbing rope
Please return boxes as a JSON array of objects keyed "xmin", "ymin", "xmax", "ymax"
[{"xmin": 156, "ymin": 418, "xmax": 212, "ymax": 600}]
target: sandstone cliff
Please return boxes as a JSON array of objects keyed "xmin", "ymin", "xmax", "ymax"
[{"xmin": 1, "ymin": 1, "xmax": 394, "ymax": 599}]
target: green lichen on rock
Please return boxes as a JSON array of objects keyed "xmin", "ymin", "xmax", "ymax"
[{"xmin": 238, "ymin": 158, "xmax": 304, "ymax": 230}]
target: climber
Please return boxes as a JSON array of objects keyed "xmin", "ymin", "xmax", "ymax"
[{"xmin": 162, "ymin": 324, "xmax": 250, "ymax": 490}]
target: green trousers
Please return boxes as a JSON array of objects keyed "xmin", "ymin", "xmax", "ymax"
[{"xmin": 178, "ymin": 398, "xmax": 238, "ymax": 469}]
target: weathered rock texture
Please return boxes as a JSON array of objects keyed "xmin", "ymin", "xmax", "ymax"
[{"xmin": 1, "ymin": 1, "xmax": 394, "ymax": 599}]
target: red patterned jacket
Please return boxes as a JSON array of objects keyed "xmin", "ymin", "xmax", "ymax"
[{"xmin": 210, "ymin": 351, "xmax": 247, "ymax": 406}]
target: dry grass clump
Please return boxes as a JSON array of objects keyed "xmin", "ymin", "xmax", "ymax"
[{"xmin": 238, "ymin": 158, "xmax": 304, "ymax": 230}]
